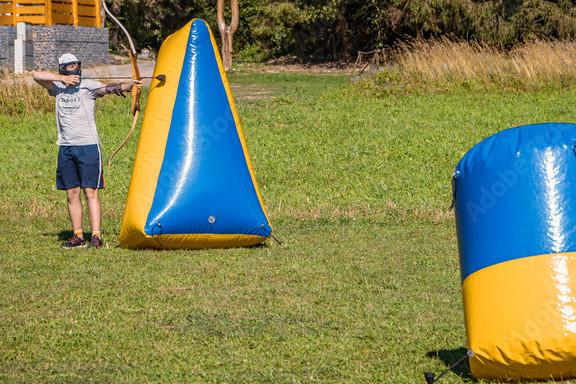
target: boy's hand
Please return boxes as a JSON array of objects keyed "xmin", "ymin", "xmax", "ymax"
[
  {"xmin": 60, "ymin": 74, "xmax": 80, "ymax": 86},
  {"xmin": 118, "ymin": 80, "xmax": 142, "ymax": 93}
]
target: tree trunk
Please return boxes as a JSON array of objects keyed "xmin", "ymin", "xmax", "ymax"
[{"xmin": 217, "ymin": 0, "xmax": 239, "ymax": 71}]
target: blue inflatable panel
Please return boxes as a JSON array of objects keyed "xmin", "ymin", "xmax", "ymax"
[
  {"xmin": 119, "ymin": 19, "xmax": 271, "ymax": 249},
  {"xmin": 454, "ymin": 123, "xmax": 576, "ymax": 279},
  {"xmin": 144, "ymin": 20, "xmax": 270, "ymax": 238}
]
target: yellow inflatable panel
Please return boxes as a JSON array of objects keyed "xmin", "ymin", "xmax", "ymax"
[{"xmin": 464, "ymin": 252, "xmax": 576, "ymax": 380}]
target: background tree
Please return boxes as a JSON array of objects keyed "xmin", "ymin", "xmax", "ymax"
[
  {"xmin": 103, "ymin": 0, "xmax": 576, "ymax": 62},
  {"xmin": 217, "ymin": 0, "xmax": 239, "ymax": 71}
]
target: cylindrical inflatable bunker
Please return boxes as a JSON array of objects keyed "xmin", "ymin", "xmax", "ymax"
[{"xmin": 454, "ymin": 123, "xmax": 576, "ymax": 380}]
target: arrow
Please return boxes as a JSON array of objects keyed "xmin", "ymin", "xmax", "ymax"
[{"xmin": 82, "ymin": 74, "xmax": 166, "ymax": 81}]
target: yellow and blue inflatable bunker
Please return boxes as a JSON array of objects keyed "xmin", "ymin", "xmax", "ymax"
[
  {"xmin": 119, "ymin": 19, "xmax": 271, "ymax": 249},
  {"xmin": 454, "ymin": 123, "xmax": 576, "ymax": 380}
]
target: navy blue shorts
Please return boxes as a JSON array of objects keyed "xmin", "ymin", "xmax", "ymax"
[{"xmin": 56, "ymin": 145, "xmax": 105, "ymax": 190}]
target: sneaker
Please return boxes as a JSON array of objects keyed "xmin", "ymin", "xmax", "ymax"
[
  {"xmin": 90, "ymin": 235, "xmax": 103, "ymax": 249},
  {"xmin": 63, "ymin": 235, "xmax": 86, "ymax": 249}
]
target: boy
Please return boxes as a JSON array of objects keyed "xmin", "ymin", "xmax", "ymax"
[{"xmin": 33, "ymin": 53, "xmax": 141, "ymax": 249}]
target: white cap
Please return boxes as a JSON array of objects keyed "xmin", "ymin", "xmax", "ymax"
[{"xmin": 58, "ymin": 53, "xmax": 79, "ymax": 65}]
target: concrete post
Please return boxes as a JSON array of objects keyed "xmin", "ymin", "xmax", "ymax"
[{"xmin": 14, "ymin": 22, "xmax": 26, "ymax": 74}]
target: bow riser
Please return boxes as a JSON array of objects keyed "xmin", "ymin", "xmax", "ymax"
[{"xmin": 102, "ymin": 0, "xmax": 141, "ymax": 168}]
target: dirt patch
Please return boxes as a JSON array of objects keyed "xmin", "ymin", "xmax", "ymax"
[
  {"xmin": 236, "ymin": 62, "xmax": 352, "ymax": 74},
  {"xmin": 230, "ymin": 84, "xmax": 277, "ymax": 100}
]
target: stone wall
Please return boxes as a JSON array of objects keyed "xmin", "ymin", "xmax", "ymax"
[
  {"xmin": 32, "ymin": 25, "xmax": 109, "ymax": 69},
  {"xmin": 0, "ymin": 26, "xmax": 15, "ymax": 71},
  {"xmin": 0, "ymin": 24, "xmax": 108, "ymax": 72}
]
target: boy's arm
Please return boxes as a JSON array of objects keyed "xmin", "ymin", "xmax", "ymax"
[
  {"xmin": 93, "ymin": 80, "xmax": 141, "ymax": 98},
  {"xmin": 32, "ymin": 71, "xmax": 79, "ymax": 91}
]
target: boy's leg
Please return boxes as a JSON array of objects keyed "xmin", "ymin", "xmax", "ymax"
[
  {"xmin": 76, "ymin": 144, "xmax": 104, "ymax": 247},
  {"xmin": 57, "ymin": 146, "xmax": 83, "ymax": 238},
  {"xmin": 84, "ymin": 188, "xmax": 101, "ymax": 236},
  {"xmin": 66, "ymin": 187, "xmax": 83, "ymax": 237}
]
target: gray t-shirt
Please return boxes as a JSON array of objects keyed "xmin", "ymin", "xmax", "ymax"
[{"xmin": 49, "ymin": 79, "xmax": 104, "ymax": 146}]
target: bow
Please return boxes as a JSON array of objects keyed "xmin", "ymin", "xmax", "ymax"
[{"xmin": 102, "ymin": 0, "xmax": 141, "ymax": 169}]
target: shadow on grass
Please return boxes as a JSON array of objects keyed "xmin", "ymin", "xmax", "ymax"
[
  {"xmin": 56, "ymin": 230, "xmax": 73, "ymax": 241},
  {"xmin": 52, "ymin": 230, "xmax": 96, "ymax": 241},
  {"xmin": 426, "ymin": 347, "xmax": 472, "ymax": 381},
  {"xmin": 50, "ymin": 231, "xmax": 272, "ymax": 248},
  {"xmin": 248, "ymin": 242, "xmax": 269, "ymax": 249}
]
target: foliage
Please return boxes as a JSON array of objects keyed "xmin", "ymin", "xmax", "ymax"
[
  {"xmin": 104, "ymin": 0, "xmax": 576, "ymax": 62},
  {"xmin": 0, "ymin": 77, "xmax": 53, "ymax": 115},
  {"xmin": 358, "ymin": 39, "xmax": 576, "ymax": 94}
]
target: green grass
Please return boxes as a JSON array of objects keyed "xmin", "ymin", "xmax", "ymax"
[{"xmin": 2, "ymin": 71, "xmax": 576, "ymax": 383}]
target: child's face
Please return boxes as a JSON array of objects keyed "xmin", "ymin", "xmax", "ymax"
[{"xmin": 65, "ymin": 63, "xmax": 78, "ymax": 72}]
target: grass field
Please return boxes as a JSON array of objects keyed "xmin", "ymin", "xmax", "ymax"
[{"xmin": 2, "ymin": 69, "xmax": 576, "ymax": 383}]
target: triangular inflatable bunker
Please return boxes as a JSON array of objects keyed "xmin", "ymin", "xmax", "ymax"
[{"xmin": 119, "ymin": 19, "xmax": 272, "ymax": 249}]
